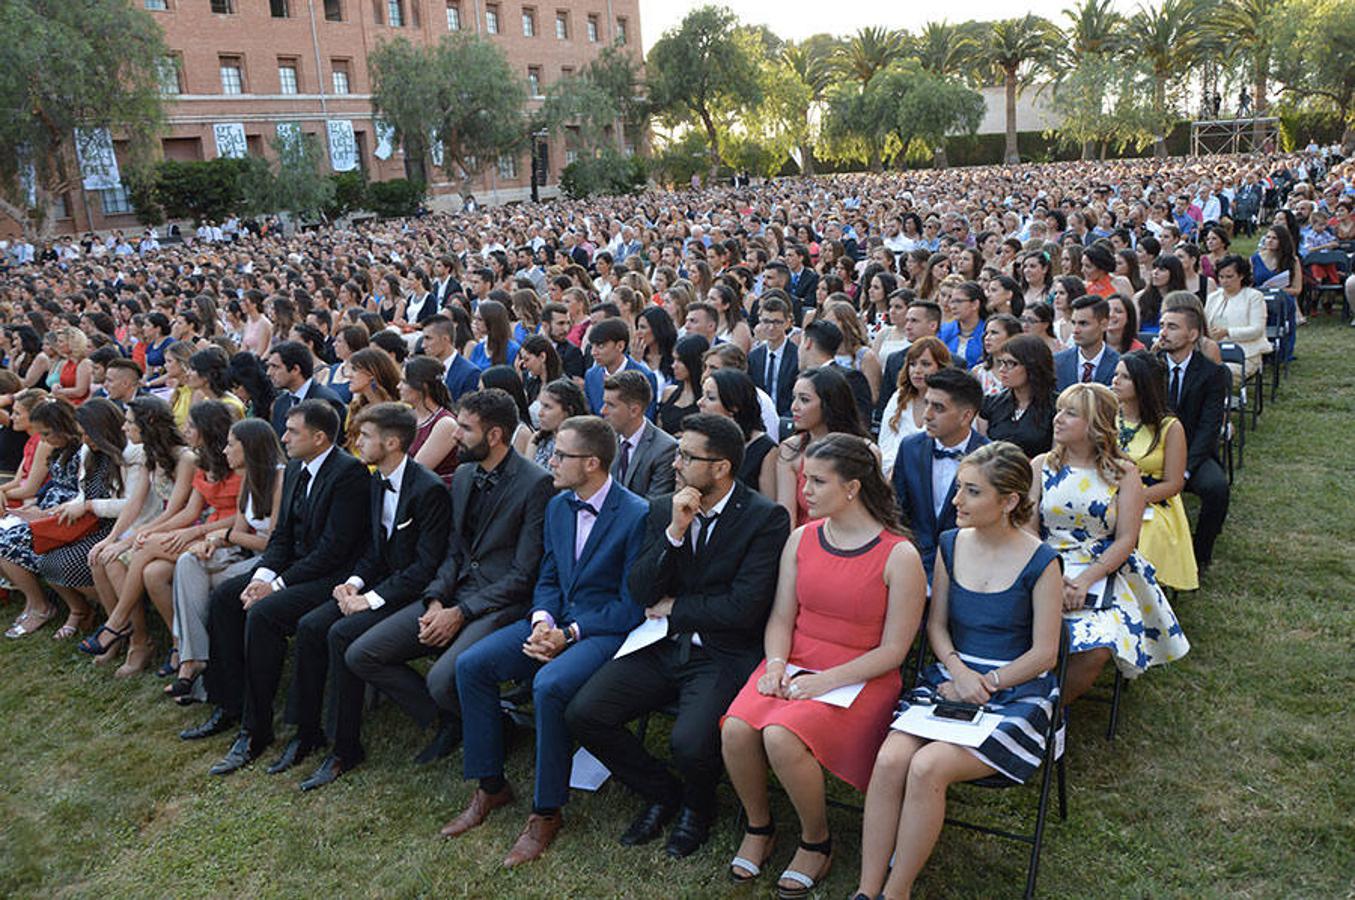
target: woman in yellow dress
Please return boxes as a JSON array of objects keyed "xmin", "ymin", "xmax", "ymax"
[{"xmin": 1111, "ymin": 350, "xmax": 1198, "ymax": 591}]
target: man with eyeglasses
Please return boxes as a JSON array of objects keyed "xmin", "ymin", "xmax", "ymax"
[{"xmin": 567, "ymin": 414, "xmax": 790, "ymax": 859}]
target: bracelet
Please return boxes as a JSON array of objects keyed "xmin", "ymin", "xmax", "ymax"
[
  {"xmin": 988, "ymin": 669, "xmax": 1001, "ymax": 688},
  {"xmin": 947, "ymin": 649, "xmax": 962, "ymax": 661},
  {"xmin": 767, "ymin": 657, "xmax": 787, "ymax": 666}
]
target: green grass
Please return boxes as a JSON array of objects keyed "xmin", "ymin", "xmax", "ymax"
[{"xmin": 3, "ymin": 321, "xmax": 1354, "ymax": 899}]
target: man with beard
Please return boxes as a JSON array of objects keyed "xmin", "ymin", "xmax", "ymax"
[{"xmin": 566, "ymin": 414, "xmax": 789, "ymax": 858}]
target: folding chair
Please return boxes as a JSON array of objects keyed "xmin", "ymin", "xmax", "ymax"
[
  {"xmin": 1218, "ymin": 365, "xmax": 1236, "ymax": 483},
  {"xmin": 1262, "ymin": 291, "xmax": 1289, "ymax": 400},
  {"xmin": 1301, "ymin": 249, "xmax": 1351, "ymax": 315},
  {"xmin": 939, "ymin": 625, "xmax": 1071, "ymax": 900},
  {"xmin": 1218, "ymin": 342, "xmax": 1257, "ymax": 447}
]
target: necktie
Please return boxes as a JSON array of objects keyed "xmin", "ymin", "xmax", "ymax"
[
  {"xmin": 567, "ymin": 496, "xmax": 598, "ymax": 517},
  {"xmin": 291, "ymin": 467, "xmax": 312, "ymax": 517},
  {"xmin": 1170, "ymin": 365, "xmax": 1182, "ymax": 408},
  {"xmin": 765, "ymin": 350, "xmax": 778, "ymax": 406},
  {"xmin": 1082, "ymin": 361, "xmax": 1094, "ymax": 383},
  {"xmin": 932, "ymin": 446, "xmax": 964, "ymax": 461},
  {"xmin": 617, "ymin": 438, "xmax": 632, "ymax": 485},
  {"xmin": 378, "ymin": 476, "xmax": 395, "ymax": 493},
  {"xmin": 693, "ymin": 511, "xmax": 720, "ymax": 556}
]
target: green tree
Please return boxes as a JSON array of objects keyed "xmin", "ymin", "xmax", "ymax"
[
  {"xmin": 833, "ymin": 26, "xmax": 907, "ymax": 87},
  {"xmin": 1053, "ymin": 0, "xmax": 1129, "ymax": 158},
  {"xmin": 649, "ymin": 131, "xmax": 712, "ymax": 188},
  {"xmin": 1132, "ymin": 0, "xmax": 1210, "ymax": 156},
  {"xmin": 983, "ymin": 14, "xmax": 1061, "ymax": 164},
  {"xmin": 646, "ymin": 5, "xmax": 764, "ymax": 176},
  {"xmin": 370, "ymin": 34, "xmax": 525, "ymax": 189},
  {"xmin": 1210, "ymin": 0, "xmax": 1284, "ymax": 140},
  {"xmin": 893, "ymin": 71, "xmax": 986, "ymax": 167},
  {"xmin": 1272, "ymin": 0, "xmax": 1355, "ymax": 147},
  {"xmin": 539, "ymin": 46, "xmax": 645, "ymax": 155},
  {"xmin": 0, "ymin": 0, "xmax": 168, "ymax": 237},
  {"xmin": 778, "ymin": 38, "xmax": 836, "ymax": 174},
  {"xmin": 255, "ymin": 131, "xmax": 336, "ymax": 222},
  {"xmin": 913, "ymin": 21, "xmax": 982, "ymax": 80}
]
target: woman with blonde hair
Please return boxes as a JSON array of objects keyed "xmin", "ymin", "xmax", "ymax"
[
  {"xmin": 52, "ymin": 327, "xmax": 93, "ymax": 406},
  {"xmin": 823, "ymin": 298, "xmax": 882, "ymax": 401},
  {"xmin": 164, "ymin": 340, "xmax": 198, "ymax": 426},
  {"xmin": 1029, "ymin": 383, "xmax": 1190, "ymax": 704}
]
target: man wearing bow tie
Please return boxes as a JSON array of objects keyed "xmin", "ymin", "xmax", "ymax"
[
  {"xmin": 443, "ymin": 415, "xmax": 647, "ymax": 867},
  {"xmin": 891, "ymin": 368, "xmax": 989, "ymax": 582},
  {"xmin": 290, "ymin": 403, "xmax": 452, "ymax": 791}
]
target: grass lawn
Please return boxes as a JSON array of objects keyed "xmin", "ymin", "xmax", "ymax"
[{"xmin": 2, "ymin": 320, "xmax": 1353, "ymax": 899}]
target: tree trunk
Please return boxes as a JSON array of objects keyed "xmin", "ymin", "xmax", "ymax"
[
  {"xmin": 1252, "ymin": 58, "xmax": 1269, "ymax": 146},
  {"xmin": 698, "ymin": 106, "xmax": 721, "ymax": 179},
  {"xmin": 933, "ymin": 145, "xmax": 949, "ymax": 169},
  {"xmin": 799, "ymin": 143, "xmax": 816, "ymax": 176},
  {"xmin": 1081, "ymin": 139, "xmax": 1094, "ymax": 160},
  {"xmin": 1153, "ymin": 75, "xmax": 1168, "ymax": 158},
  {"xmin": 1004, "ymin": 69, "xmax": 1020, "ymax": 164}
]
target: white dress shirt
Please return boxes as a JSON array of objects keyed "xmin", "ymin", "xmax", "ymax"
[
  {"xmin": 344, "ymin": 455, "xmax": 409, "ymax": 610},
  {"xmin": 253, "ymin": 444, "xmax": 335, "ymax": 589},
  {"xmin": 931, "ymin": 435, "xmax": 969, "ymax": 519},
  {"xmin": 663, "ymin": 482, "xmax": 736, "ymax": 647}
]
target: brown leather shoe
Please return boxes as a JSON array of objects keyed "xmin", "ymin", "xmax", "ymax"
[
  {"xmin": 439, "ymin": 784, "xmax": 515, "ymax": 838},
  {"xmin": 502, "ymin": 812, "xmax": 562, "ymax": 867}
]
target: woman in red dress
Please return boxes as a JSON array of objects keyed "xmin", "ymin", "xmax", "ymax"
[{"xmin": 721, "ymin": 434, "xmax": 925, "ymax": 898}]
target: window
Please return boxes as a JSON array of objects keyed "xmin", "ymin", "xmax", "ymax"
[
  {"xmin": 521, "ymin": 7, "xmax": 535, "ymax": 36},
  {"xmin": 53, "ymin": 195, "xmax": 70, "ymax": 220},
  {"xmin": 270, "ymin": 0, "xmax": 290, "ymax": 16},
  {"xmin": 278, "ymin": 62, "xmax": 299, "ymax": 94},
  {"xmin": 219, "ymin": 57, "xmax": 244, "ymax": 94},
  {"xmin": 144, "ymin": 0, "xmax": 167, "ymax": 10},
  {"xmin": 564, "ymin": 147, "xmax": 579, "ymax": 164},
  {"xmin": 386, "ymin": 0, "xmax": 403, "ymax": 26},
  {"xmin": 157, "ymin": 56, "xmax": 180, "ymax": 95},
  {"xmin": 527, "ymin": 67, "xmax": 541, "ymax": 97},
  {"xmin": 331, "ymin": 61, "xmax": 350, "ymax": 94},
  {"xmin": 616, "ymin": 17, "xmax": 627, "ymax": 44},
  {"xmin": 100, "ymin": 185, "xmax": 134, "ymax": 216},
  {"xmin": 560, "ymin": 65, "xmax": 574, "ymax": 78},
  {"xmin": 445, "ymin": 1, "xmax": 460, "ymax": 29},
  {"xmin": 497, "ymin": 153, "xmax": 518, "ymax": 179},
  {"xmin": 485, "ymin": 4, "xmax": 499, "ymax": 33},
  {"xmin": 323, "ymin": 0, "xmax": 342, "ymax": 21},
  {"xmin": 555, "ymin": 11, "xmax": 568, "ymax": 39},
  {"xmin": 586, "ymin": 14, "xmax": 598, "ymax": 42},
  {"xmin": 210, "ymin": 0, "xmax": 234, "ymax": 13}
]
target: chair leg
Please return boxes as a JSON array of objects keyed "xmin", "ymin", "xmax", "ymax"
[
  {"xmin": 1025, "ymin": 746, "xmax": 1057, "ymax": 900},
  {"xmin": 1107, "ymin": 670, "xmax": 1124, "ymax": 741},
  {"xmin": 1057, "ymin": 753, "xmax": 1067, "ymax": 821}
]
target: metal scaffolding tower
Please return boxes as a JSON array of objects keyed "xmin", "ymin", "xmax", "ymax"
[{"xmin": 1191, "ymin": 118, "xmax": 1280, "ymax": 156}]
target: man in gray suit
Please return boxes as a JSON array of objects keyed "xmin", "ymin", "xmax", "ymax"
[
  {"xmin": 341, "ymin": 389, "xmax": 555, "ymax": 766},
  {"xmin": 603, "ymin": 371, "xmax": 678, "ymax": 500}
]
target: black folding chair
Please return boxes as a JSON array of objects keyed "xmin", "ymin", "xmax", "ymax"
[
  {"xmin": 1302, "ymin": 249, "xmax": 1351, "ymax": 315},
  {"xmin": 1218, "ymin": 364, "xmax": 1236, "ymax": 483},
  {"xmin": 1261, "ymin": 291, "xmax": 1289, "ymax": 400},
  {"xmin": 1218, "ymin": 342, "xmax": 1256, "ymax": 451}
]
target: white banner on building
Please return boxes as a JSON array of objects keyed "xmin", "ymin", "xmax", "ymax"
[
  {"xmin": 276, "ymin": 121, "xmax": 302, "ymax": 149},
  {"xmin": 327, "ymin": 120, "xmax": 359, "ymax": 172},
  {"xmin": 429, "ymin": 129, "xmax": 445, "ymax": 169},
  {"xmin": 374, "ymin": 121, "xmax": 395, "ymax": 161},
  {"xmin": 75, "ymin": 128, "xmax": 121, "ymax": 190},
  {"xmin": 214, "ymin": 123, "xmax": 248, "ymax": 159}
]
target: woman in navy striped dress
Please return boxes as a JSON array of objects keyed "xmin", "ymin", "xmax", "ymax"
[{"xmin": 854, "ymin": 442, "xmax": 1064, "ymax": 900}]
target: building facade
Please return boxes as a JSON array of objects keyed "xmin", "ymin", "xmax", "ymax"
[{"xmin": 38, "ymin": 0, "xmax": 641, "ymax": 235}]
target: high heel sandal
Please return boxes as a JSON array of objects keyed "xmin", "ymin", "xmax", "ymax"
[
  {"xmin": 77, "ymin": 622, "xmax": 132, "ymax": 656},
  {"xmin": 156, "ymin": 649, "xmax": 180, "ymax": 678},
  {"xmin": 775, "ymin": 836, "xmax": 832, "ymax": 899},
  {"xmin": 728, "ymin": 819, "xmax": 776, "ymax": 884},
  {"xmin": 115, "ymin": 642, "xmax": 154, "ymax": 679}
]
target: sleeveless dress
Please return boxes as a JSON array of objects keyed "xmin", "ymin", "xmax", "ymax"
[
  {"xmin": 39, "ymin": 451, "xmax": 118, "ymax": 586},
  {"xmin": 905, "ymin": 531, "xmax": 1062, "ymax": 783},
  {"xmin": 0, "ymin": 449, "xmax": 84, "ymax": 570},
  {"xmin": 59, "ymin": 359, "xmax": 89, "ymax": 405},
  {"xmin": 1118, "ymin": 417, "xmax": 1199, "ymax": 591},
  {"xmin": 657, "ymin": 389, "xmax": 699, "ymax": 435},
  {"xmin": 411, "ymin": 407, "xmax": 459, "ymax": 486},
  {"xmin": 724, "ymin": 523, "xmax": 909, "ymax": 792},
  {"xmin": 738, "ymin": 434, "xmax": 775, "ymax": 492},
  {"xmin": 1039, "ymin": 462, "xmax": 1190, "ymax": 676}
]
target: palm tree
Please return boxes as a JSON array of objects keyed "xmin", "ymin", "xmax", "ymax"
[
  {"xmin": 781, "ymin": 39, "xmax": 835, "ymax": 175},
  {"xmin": 985, "ymin": 14, "xmax": 1060, "ymax": 163},
  {"xmin": 1212, "ymin": 0, "xmax": 1283, "ymax": 139},
  {"xmin": 914, "ymin": 20, "xmax": 981, "ymax": 79},
  {"xmin": 1062, "ymin": 0, "xmax": 1127, "ymax": 61},
  {"xmin": 834, "ymin": 26, "xmax": 907, "ymax": 87},
  {"xmin": 1133, "ymin": 0, "xmax": 1209, "ymax": 156}
]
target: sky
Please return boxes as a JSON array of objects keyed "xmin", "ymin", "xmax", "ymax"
[{"xmin": 637, "ymin": 0, "xmax": 1140, "ymax": 51}]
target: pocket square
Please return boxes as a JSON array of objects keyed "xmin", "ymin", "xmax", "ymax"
[{"xmin": 395, "ymin": 518, "xmax": 414, "ymax": 531}]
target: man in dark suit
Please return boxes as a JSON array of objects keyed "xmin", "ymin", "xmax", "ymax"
[
  {"xmin": 784, "ymin": 243, "xmax": 818, "ymax": 318},
  {"xmin": 583, "ymin": 317, "xmax": 658, "ymax": 419},
  {"xmin": 1158, "ymin": 303, "xmax": 1230, "ymax": 571},
  {"xmin": 603, "ymin": 371, "xmax": 677, "ymax": 500},
  {"xmin": 799, "ymin": 319, "xmax": 874, "ymax": 430},
  {"xmin": 192, "ymin": 401, "xmax": 372, "ymax": 774},
  {"xmin": 442, "ymin": 416, "xmax": 648, "ymax": 867},
  {"xmin": 747, "ymin": 295, "xmax": 798, "ymax": 417},
  {"xmin": 567, "ymin": 415, "xmax": 790, "ymax": 858},
  {"xmin": 266, "ymin": 341, "xmax": 346, "ymax": 439},
  {"xmin": 542, "ymin": 301, "xmax": 587, "ymax": 381},
  {"xmin": 892, "ymin": 367, "xmax": 989, "ymax": 581},
  {"xmin": 289, "ymin": 404, "xmax": 453, "ymax": 791},
  {"xmin": 421, "ymin": 314, "xmax": 481, "ymax": 401},
  {"xmin": 343, "ymin": 389, "xmax": 553, "ymax": 767},
  {"xmin": 431, "ymin": 256, "xmax": 463, "ymax": 309},
  {"xmin": 1055, "ymin": 295, "xmax": 1121, "ymax": 390}
]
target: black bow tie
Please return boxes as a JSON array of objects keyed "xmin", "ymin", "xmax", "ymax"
[
  {"xmin": 378, "ymin": 476, "xmax": 396, "ymax": 493},
  {"xmin": 567, "ymin": 496, "xmax": 598, "ymax": 517},
  {"xmin": 473, "ymin": 467, "xmax": 500, "ymax": 493},
  {"xmin": 932, "ymin": 446, "xmax": 965, "ymax": 461}
]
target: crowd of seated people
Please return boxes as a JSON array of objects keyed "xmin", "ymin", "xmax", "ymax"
[{"xmin": 0, "ymin": 147, "xmax": 1345, "ymax": 892}]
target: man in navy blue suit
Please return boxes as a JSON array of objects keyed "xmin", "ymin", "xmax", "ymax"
[
  {"xmin": 1054, "ymin": 295, "xmax": 1120, "ymax": 390},
  {"xmin": 443, "ymin": 415, "xmax": 648, "ymax": 867},
  {"xmin": 583, "ymin": 317, "xmax": 658, "ymax": 420},
  {"xmin": 747, "ymin": 295, "xmax": 798, "ymax": 417},
  {"xmin": 266, "ymin": 341, "xmax": 346, "ymax": 439},
  {"xmin": 891, "ymin": 367, "xmax": 989, "ymax": 582},
  {"xmin": 421, "ymin": 313, "xmax": 481, "ymax": 401}
]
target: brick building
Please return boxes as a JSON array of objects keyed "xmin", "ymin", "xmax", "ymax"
[{"xmin": 35, "ymin": 0, "xmax": 642, "ymax": 235}]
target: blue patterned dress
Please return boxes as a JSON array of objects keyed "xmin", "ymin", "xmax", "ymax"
[
  {"xmin": 904, "ymin": 530, "xmax": 1064, "ymax": 784},
  {"xmin": 1039, "ymin": 462, "xmax": 1190, "ymax": 675},
  {"xmin": 0, "ymin": 448, "xmax": 82, "ymax": 570}
]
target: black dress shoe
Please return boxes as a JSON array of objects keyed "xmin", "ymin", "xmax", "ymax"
[
  {"xmin": 299, "ymin": 752, "xmax": 364, "ymax": 792},
  {"xmin": 619, "ymin": 801, "xmax": 677, "ymax": 846},
  {"xmin": 209, "ymin": 732, "xmax": 270, "ymax": 776},
  {"xmin": 664, "ymin": 807, "xmax": 712, "ymax": 859},
  {"xmin": 180, "ymin": 706, "xmax": 238, "ymax": 741},
  {"xmin": 265, "ymin": 735, "xmax": 325, "ymax": 775},
  {"xmin": 412, "ymin": 720, "xmax": 462, "ymax": 765}
]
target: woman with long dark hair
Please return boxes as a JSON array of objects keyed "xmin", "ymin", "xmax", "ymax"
[
  {"xmin": 634, "ymin": 306, "xmax": 678, "ymax": 387},
  {"xmin": 469, "ymin": 299, "xmax": 520, "ymax": 369},
  {"xmin": 344, "ymin": 347, "xmax": 401, "ymax": 447},
  {"xmin": 478, "ymin": 364, "xmax": 534, "ymax": 454},
  {"xmin": 525, "ymin": 378, "xmax": 588, "ymax": 469},
  {"xmin": 400, "ymin": 356, "xmax": 459, "ymax": 484},
  {"xmin": 978, "ymin": 334, "xmax": 1058, "ymax": 458},
  {"xmin": 879, "ymin": 338, "xmax": 950, "ymax": 478},
  {"xmin": 1138, "ymin": 253, "xmax": 1185, "ymax": 334},
  {"xmin": 168, "ymin": 417, "xmax": 284, "ymax": 702},
  {"xmin": 970, "ymin": 314, "xmax": 1023, "ymax": 397},
  {"xmin": 228, "ymin": 351, "xmax": 277, "ymax": 420},
  {"xmin": 697, "ymin": 367, "xmax": 776, "ymax": 496},
  {"xmin": 775, "ymin": 366, "xmax": 870, "ymax": 528},
  {"xmin": 188, "ymin": 345, "xmax": 246, "ymax": 418},
  {"xmin": 1106, "ymin": 294, "xmax": 1145, "ymax": 354},
  {"xmin": 317, "ymin": 324, "xmax": 369, "ymax": 404},
  {"xmin": 657, "ymin": 334, "xmax": 709, "ymax": 436}
]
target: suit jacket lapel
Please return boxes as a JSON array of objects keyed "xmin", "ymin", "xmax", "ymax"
[
  {"xmin": 917, "ymin": 440, "xmax": 938, "ymax": 529},
  {"xmin": 470, "ymin": 454, "xmax": 516, "ymax": 551},
  {"xmin": 696, "ymin": 484, "xmax": 747, "ymax": 564},
  {"xmin": 451, "ymin": 466, "xmax": 473, "ymax": 541},
  {"xmin": 624, "ymin": 425, "xmax": 652, "ymax": 490},
  {"xmin": 570, "ymin": 486, "xmax": 617, "ymax": 588},
  {"xmin": 369, "ymin": 476, "xmax": 385, "ymax": 555}
]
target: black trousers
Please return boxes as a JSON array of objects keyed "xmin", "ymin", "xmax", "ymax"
[
  {"xmin": 205, "ymin": 573, "xmax": 335, "ymax": 742},
  {"xmin": 286, "ymin": 599, "xmax": 395, "ymax": 753},
  {"xmin": 1185, "ymin": 458, "xmax": 1230, "ymax": 567},
  {"xmin": 565, "ymin": 640, "xmax": 745, "ymax": 819}
]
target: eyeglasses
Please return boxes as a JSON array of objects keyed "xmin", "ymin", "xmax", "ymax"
[
  {"xmin": 995, "ymin": 358, "xmax": 1022, "ymax": 370},
  {"xmin": 550, "ymin": 449, "xmax": 594, "ymax": 462},
  {"xmin": 676, "ymin": 449, "xmax": 723, "ymax": 465}
]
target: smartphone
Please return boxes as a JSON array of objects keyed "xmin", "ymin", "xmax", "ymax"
[{"xmin": 932, "ymin": 700, "xmax": 983, "ymax": 722}]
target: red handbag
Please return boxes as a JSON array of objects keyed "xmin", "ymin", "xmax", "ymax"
[{"xmin": 30, "ymin": 512, "xmax": 100, "ymax": 554}]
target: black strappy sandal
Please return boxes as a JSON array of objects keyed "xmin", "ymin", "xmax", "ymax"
[
  {"xmin": 728, "ymin": 819, "xmax": 776, "ymax": 883},
  {"xmin": 775, "ymin": 836, "xmax": 833, "ymax": 899}
]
